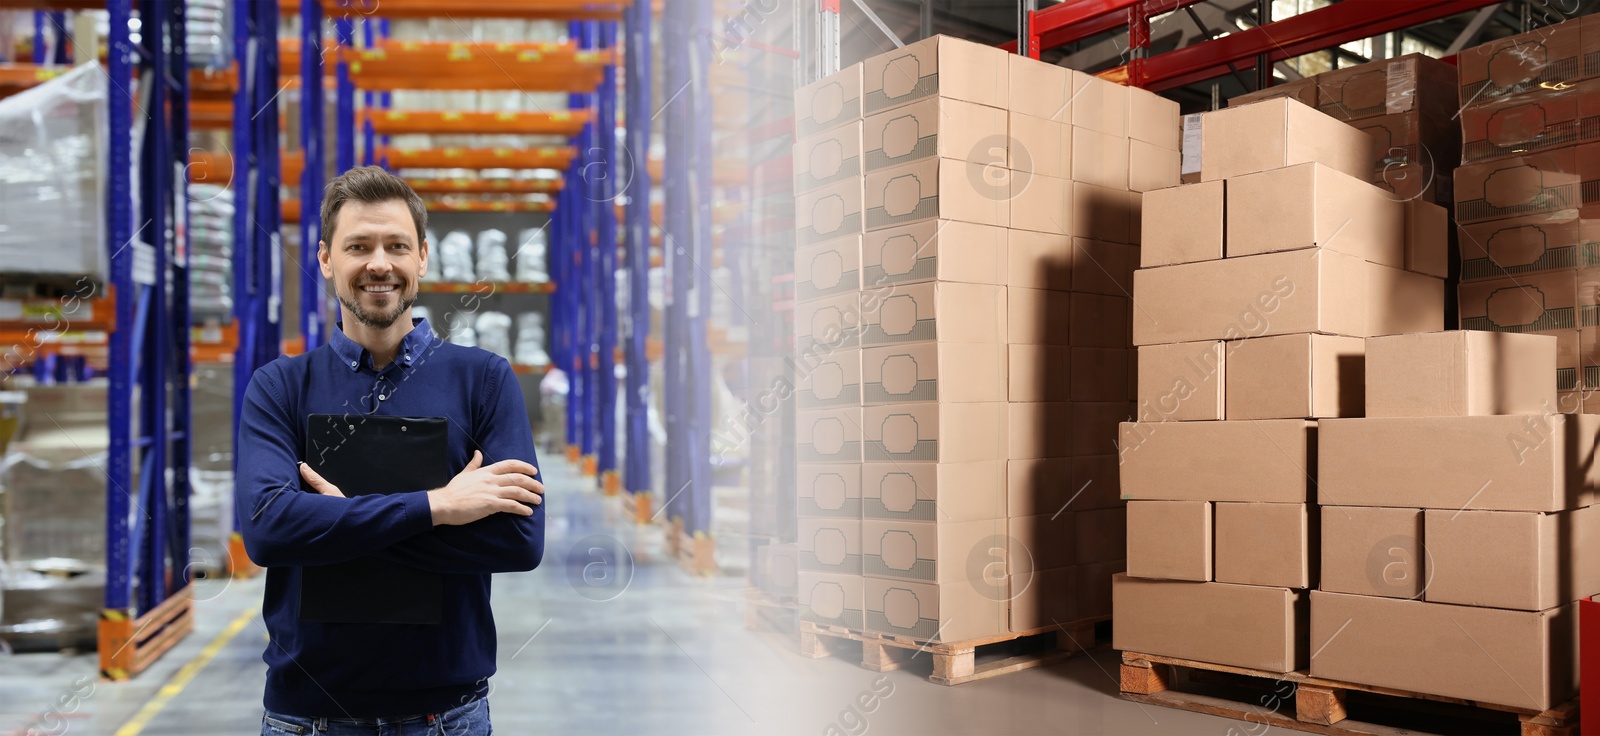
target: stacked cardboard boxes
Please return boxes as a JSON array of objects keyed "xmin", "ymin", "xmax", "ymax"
[
  {"xmin": 1312, "ymin": 331, "xmax": 1599, "ymax": 711},
  {"xmin": 1451, "ymin": 15, "xmax": 1600, "ymax": 410},
  {"xmin": 1113, "ymin": 98, "xmax": 1447, "ymax": 673}
]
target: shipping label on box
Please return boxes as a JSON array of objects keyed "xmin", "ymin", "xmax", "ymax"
[
  {"xmin": 1009, "ymin": 344, "xmax": 1071, "ymax": 403},
  {"xmin": 864, "ymin": 577, "xmax": 1009, "ymax": 643},
  {"xmin": 799, "ymin": 518, "xmax": 862, "ymax": 574},
  {"xmin": 1006, "ymin": 402, "xmax": 1072, "ymax": 460},
  {"xmin": 862, "ymin": 518, "xmax": 1007, "ymax": 584},
  {"xmin": 1119, "ymin": 419, "xmax": 1314, "ymax": 503},
  {"xmin": 1199, "ymin": 99, "xmax": 1369, "ymax": 183},
  {"xmin": 1424, "ymin": 506, "xmax": 1600, "ymax": 612},
  {"xmin": 1459, "ymin": 270, "xmax": 1577, "ymax": 333},
  {"xmin": 794, "ymin": 122, "xmax": 864, "ymax": 194},
  {"xmin": 1366, "ymin": 331, "xmax": 1555, "ymax": 418},
  {"xmin": 863, "ymin": 157, "xmax": 1010, "ymax": 230},
  {"xmin": 1226, "ymin": 333, "xmax": 1366, "ymax": 420},
  {"xmin": 797, "ymin": 463, "xmax": 862, "ymax": 519},
  {"xmin": 797, "ymin": 176, "xmax": 865, "ymax": 245},
  {"xmin": 1127, "ymin": 500, "xmax": 1211, "ymax": 582},
  {"xmin": 1454, "ymin": 148, "xmax": 1582, "ymax": 225},
  {"xmin": 795, "ymin": 63, "xmax": 863, "ymax": 138},
  {"xmin": 862, "ymin": 35, "xmax": 1009, "ymax": 115},
  {"xmin": 863, "ymin": 401, "xmax": 1007, "ymax": 463},
  {"xmin": 1459, "ymin": 210, "xmax": 1592, "ymax": 282},
  {"xmin": 859, "ymin": 281, "xmax": 1005, "ymax": 347},
  {"xmin": 1113, "ymin": 574, "xmax": 1308, "ymax": 673},
  {"xmin": 795, "ymin": 234, "xmax": 862, "ymax": 303},
  {"xmin": 796, "ymin": 347, "xmax": 862, "ymax": 409},
  {"xmin": 1317, "ymin": 53, "xmax": 1459, "ymax": 122},
  {"xmin": 797, "ymin": 407, "xmax": 863, "ymax": 463},
  {"xmin": 1214, "ymin": 502, "xmax": 1313, "ymax": 589},
  {"xmin": 794, "ymin": 291, "xmax": 864, "ymax": 354},
  {"xmin": 1319, "ymin": 505, "xmax": 1424, "ymax": 599},
  {"xmin": 1137, "ymin": 341, "xmax": 1225, "ymax": 422},
  {"xmin": 862, "ymin": 96, "xmax": 1007, "ymax": 173},
  {"xmin": 1009, "ymin": 512, "xmax": 1076, "ymax": 574},
  {"xmin": 1458, "ymin": 16, "xmax": 1595, "ymax": 108},
  {"xmin": 1225, "ymin": 162, "xmax": 1405, "ymax": 269},
  {"xmin": 1009, "ymin": 567, "xmax": 1077, "ymax": 632},
  {"xmin": 861, "ymin": 341, "xmax": 1004, "ymax": 405},
  {"xmin": 1008, "ymin": 286, "xmax": 1072, "ymax": 345},
  {"xmin": 862, "ymin": 460, "xmax": 1006, "ymax": 522},
  {"xmin": 799, "ymin": 571, "xmax": 865, "ymax": 629},
  {"xmin": 861, "ymin": 219, "xmax": 1005, "ymax": 289},
  {"xmin": 1008, "ymin": 112, "xmax": 1071, "ymax": 178},
  {"xmin": 1141, "ymin": 181, "xmax": 1224, "ymax": 268}
]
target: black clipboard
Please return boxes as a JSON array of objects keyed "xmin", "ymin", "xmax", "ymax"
[{"xmin": 299, "ymin": 414, "xmax": 450, "ymax": 624}]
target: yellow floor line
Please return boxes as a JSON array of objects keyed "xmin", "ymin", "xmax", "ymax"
[{"xmin": 114, "ymin": 606, "xmax": 259, "ymax": 736}]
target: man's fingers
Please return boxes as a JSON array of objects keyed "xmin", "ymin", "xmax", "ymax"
[
  {"xmin": 465, "ymin": 450, "xmax": 484, "ymax": 472},
  {"xmin": 495, "ymin": 474, "xmax": 545, "ymax": 494},
  {"xmin": 484, "ymin": 459, "xmax": 538, "ymax": 477},
  {"xmin": 298, "ymin": 463, "xmax": 345, "ymax": 498},
  {"xmin": 499, "ymin": 499, "xmax": 534, "ymax": 516}
]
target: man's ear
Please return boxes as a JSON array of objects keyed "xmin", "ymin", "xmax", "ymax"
[
  {"xmin": 317, "ymin": 240, "xmax": 334, "ymax": 279},
  {"xmin": 418, "ymin": 235, "xmax": 429, "ymax": 278}
]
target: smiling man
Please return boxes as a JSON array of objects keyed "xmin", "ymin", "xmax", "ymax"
[{"xmin": 236, "ymin": 166, "xmax": 544, "ymax": 736}]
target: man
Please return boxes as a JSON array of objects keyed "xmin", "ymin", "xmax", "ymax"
[{"xmin": 237, "ymin": 166, "xmax": 544, "ymax": 736}]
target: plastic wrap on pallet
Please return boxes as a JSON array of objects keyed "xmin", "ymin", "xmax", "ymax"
[
  {"xmin": 475, "ymin": 229, "xmax": 511, "ymax": 282},
  {"xmin": 0, "ymin": 62, "xmax": 108, "ymax": 281},
  {"xmin": 188, "ymin": 184, "xmax": 235, "ymax": 322},
  {"xmin": 514, "ymin": 311, "xmax": 550, "ymax": 366},
  {"xmin": 446, "ymin": 309, "xmax": 477, "ymax": 347},
  {"xmin": 475, "ymin": 310, "xmax": 512, "ymax": 360},
  {"xmin": 0, "ymin": 452, "xmax": 107, "ymax": 564},
  {"xmin": 438, "ymin": 230, "xmax": 475, "ymax": 282},
  {"xmin": 515, "ymin": 227, "xmax": 550, "ymax": 283}
]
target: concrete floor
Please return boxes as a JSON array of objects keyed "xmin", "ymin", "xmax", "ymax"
[{"xmin": 0, "ymin": 455, "xmax": 1241, "ymax": 736}]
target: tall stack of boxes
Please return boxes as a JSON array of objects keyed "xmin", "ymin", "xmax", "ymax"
[
  {"xmin": 1311, "ymin": 331, "xmax": 1599, "ymax": 711},
  {"xmin": 1113, "ymin": 97, "xmax": 1446, "ymax": 673},
  {"xmin": 1451, "ymin": 15, "xmax": 1600, "ymax": 412}
]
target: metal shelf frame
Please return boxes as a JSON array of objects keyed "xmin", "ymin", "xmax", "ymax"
[{"xmin": 622, "ymin": 0, "xmax": 652, "ymax": 499}]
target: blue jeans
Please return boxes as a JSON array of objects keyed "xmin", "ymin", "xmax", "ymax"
[{"xmin": 261, "ymin": 697, "xmax": 491, "ymax": 736}]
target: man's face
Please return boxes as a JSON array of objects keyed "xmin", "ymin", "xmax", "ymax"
[{"xmin": 318, "ymin": 199, "xmax": 427, "ymax": 331}]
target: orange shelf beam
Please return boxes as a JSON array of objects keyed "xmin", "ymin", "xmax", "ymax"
[
  {"xmin": 422, "ymin": 198, "xmax": 556, "ymax": 213},
  {"xmin": 190, "ymin": 99, "xmax": 233, "ymax": 131},
  {"xmin": 189, "ymin": 150, "xmax": 303, "ymax": 187},
  {"xmin": 417, "ymin": 281, "xmax": 556, "ymax": 294},
  {"xmin": 342, "ymin": 44, "xmax": 611, "ymax": 92},
  {"xmin": 405, "ymin": 177, "xmax": 564, "ymax": 195},
  {"xmin": 382, "ymin": 146, "xmax": 575, "ymax": 171},
  {"xmin": 365, "ymin": 109, "xmax": 589, "ymax": 136},
  {"xmin": 315, "ymin": 0, "xmax": 626, "ymax": 20}
]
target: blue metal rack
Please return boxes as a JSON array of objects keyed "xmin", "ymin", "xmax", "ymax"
[
  {"xmin": 622, "ymin": 0, "xmax": 652, "ymax": 501},
  {"xmin": 299, "ymin": 0, "xmax": 327, "ymax": 352},
  {"xmin": 596, "ymin": 21, "xmax": 619, "ymax": 493},
  {"xmin": 662, "ymin": 0, "xmax": 688, "ymax": 531}
]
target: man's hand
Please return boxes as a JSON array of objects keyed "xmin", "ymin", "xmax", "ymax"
[
  {"xmin": 299, "ymin": 462, "xmax": 346, "ymax": 498},
  {"xmin": 427, "ymin": 450, "xmax": 544, "ymax": 526}
]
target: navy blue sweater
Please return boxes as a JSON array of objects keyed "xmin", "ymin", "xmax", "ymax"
[{"xmin": 235, "ymin": 318, "xmax": 544, "ymax": 718}]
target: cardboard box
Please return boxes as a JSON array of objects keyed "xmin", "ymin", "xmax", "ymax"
[
  {"xmin": 1214, "ymin": 502, "xmax": 1313, "ymax": 589},
  {"xmin": 1009, "ymin": 171, "xmax": 1072, "ymax": 235},
  {"xmin": 863, "ymin": 518, "xmax": 1007, "ymax": 584},
  {"xmin": 764, "ymin": 543, "xmax": 800, "ymax": 599},
  {"xmin": 1198, "ymin": 99, "xmax": 1370, "ymax": 183},
  {"xmin": 1069, "ymin": 239, "xmax": 1137, "ymax": 297},
  {"xmin": 863, "ymin": 157, "xmax": 1010, "ymax": 231},
  {"xmin": 863, "ymin": 401, "xmax": 1007, "ymax": 463},
  {"xmin": 1008, "ymin": 112, "xmax": 1071, "ymax": 178},
  {"xmin": 1132, "ymin": 250, "xmax": 1445, "ymax": 346},
  {"xmin": 1141, "ymin": 181, "xmax": 1224, "ymax": 268},
  {"xmin": 1137, "ymin": 341, "xmax": 1225, "ymax": 422},
  {"xmin": 1404, "ymin": 199, "xmax": 1450, "ymax": 279},
  {"xmin": 1113, "ymin": 574, "xmax": 1308, "ymax": 672},
  {"xmin": 861, "ymin": 341, "xmax": 1005, "ymax": 405},
  {"xmin": 1226, "ymin": 334, "xmax": 1365, "ymax": 420},
  {"xmin": 1069, "ymin": 292, "xmax": 1129, "ymax": 348},
  {"xmin": 797, "ymin": 463, "xmax": 861, "ymax": 518},
  {"xmin": 1454, "ymin": 147, "xmax": 1584, "ymax": 225},
  {"xmin": 1007, "ymin": 512, "xmax": 1075, "ymax": 575},
  {"xmin": 1310, "ymin": 591, "xmax": 1577, "ymax": 712},
  {"xmin": 1559, "ymin": 328, "xmax": 1581, "ymax": 392},
  {"xmin": 796, "ymin": 347, "xmax": 862, "ymax": 409},
  {"xmin": 1127, "ymin": 500, "xmax": 1211, "ymax": 581},
  {"xmin": 1226, "ymin": 162, "xmax": 1406, "ymax": 269},
  {"xmin": 1424, "ymin": 506, "xmax": 1600, "ymax": 611},
  {"xmin": 1458, "ymin": 209, "xmax": 1592, "ymax": 282},
  {"xmin": 1128, "ymin": 89, "xmax": 1181, "ymax": 150},
  {"xmin": 799, "ymin": 571, "xmax": 865, "ymax": 629},
  {"xmin": 862, "ymin": 461, "xmax": 1006, "ymax": 522},
  {"xmin": 860, "ymin": 281, "xmax": 1006, "ymax": 347},
  {"xmin": 1009, "ymin": 566, "xmax": 1076, "ymax": 632},
  {"xmin": 797, "ymin": 406, "xmax": 863, "ymax": 463},
  {"xmin": 1317, "ymin": 414, "xmax": 1600, "ymax": 511},
  {"xmin": 1461, "ymin": 78, "xmax": 1600, "ymax": 164},
  {"xmin": 1009, "ymin": 286, "xmax": 1072, "ymax": 345},
  {"xmin": 1009, "ymin": 344, "xmax": 1071, "ymax": 403},
  {"xmin": 1006, "ymin": 456, "xmax": 1124, "ymax": 519},
  {"xmin": 1011, "ymin": 230, "xmax": 1075, "ymax": 289},
  {"xmin": 1077, "ymin": 561, "xmax": 1126, "ymax": 619},
  {"xmin": 794, "ymin": 122, "xmax": 863, "ymax": 194},
  {"xmin": 1071, "ymin": 401, "xmax": 1129, "ymax": 457},
  {"xmin": 794, "ymin": 291, "xmax": 863, "ymax": 354},
  {"xmin": 861, "ymin": 96, "xmax": 1008, "ymax": 173},
  {"xmin": 1355, "ymin": 108, "xmax": 1460, "ymax": 196},
  {"xmin": 1585, "ymin": 326, "xmax": 1600, "ymax": 390},
  {"xmin": 1071, "ymin": 182, "xmax": 1138, "ymax": 244},
  {"xmin": 797, "ymin": 176, "xmax": 864, "ymax": 246},
  {"xmin": 1007, "ymin": 402, "xmax": 1072, "ymax": 460},
  {"xmin": 862, "ymin": 35, "xmax": 1009, "ymax": 115},
  {"xmin": 1317, "ymin": 53, "xmax": 1459, "ymax": 122},
  {"xmin": 863, "ymin": 576, "xmax": 1009, "ymax": 642},
  {"xmin": 1119, "ymin": 419, "xmax": 1314, "ymax": 503},
  {"xmin": 1373, "ymin": 161, "xmax": 1449, "ymax": 205},
  {"xmin": 795, "ymin": 234, "xmax": 862, "ymax": 301},
  {"xmin": 1366, "ymin": 331, "xmax": 1556, "ymax": 418},
  {"xmin": 1128, "ymin": 139, "xmax": 1181, "ymax": 193},
  {"xmin": 795, "ymin": 63, "xmax": 862, "ymax": 138},
  {"xmin": 862, "ymin": 219, "xmax": 1006, "ymax": 289},
  {"xmin": 1071, "ymin": 347, "xmax": 1129, "ymax": 403},
  {"xmin": 1229, "ymin": 78, "xmax": 1317, "ymax": 109},
  {"xmin": 1071, "ymin": 127, "xmax": 1129, "ymax": 189},
  {"xmin": 1458, "ymin": 270, "xmax": 1577, "ymax": 333},
  {"xmin": 1319, "ymin": 506, "xmax": 1425, "ymax": 599},
  {"xmin": 799, "ymin": 518, "xmax": 862, "ymax": 574},
  {"xmin": 1074, "ymin": 506, "xmax": 1127, "ymax": 566},
  {"xmin": 1071, "ymin": 75, "xmax": 1129, "ymax": 138},
  {"xmin": 1458, "ymin": 15, "xmax": 1594, "ymax": 108},
  {"xmin": 1007, "ymin": 53, "xmax": 1080, "ymax": 123}
]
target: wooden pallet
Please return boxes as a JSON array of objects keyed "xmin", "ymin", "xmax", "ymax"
[
  {"xmin": 800, "ymin": 617, "xmax": 1108, "ymax": 686},
  {"xmin": 1120, "ymin": 651, "xmax": 1579, "ymax": 736},
  {"xmin": 99, "ymin": 590, "xmax": 194, "ymax": 681}
]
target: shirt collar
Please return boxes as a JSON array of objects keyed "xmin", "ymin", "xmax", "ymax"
[{"xmin": 330, "ymin": 317, "xmax": 434, "ymax": 372}]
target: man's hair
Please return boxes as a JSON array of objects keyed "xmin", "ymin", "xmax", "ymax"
[{"xmin": 319, "ymin": 165, "xmax": 428, "ymax": 248}]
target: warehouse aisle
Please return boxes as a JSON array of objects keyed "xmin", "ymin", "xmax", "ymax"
[{"xmin": 1, "ymin": 455, "xmax": 1237, "ymax": 735}]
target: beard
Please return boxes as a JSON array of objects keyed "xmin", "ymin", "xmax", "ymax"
[{"xmin": 339, "ymin": 279, "xmax": 416, "ymax": 330}]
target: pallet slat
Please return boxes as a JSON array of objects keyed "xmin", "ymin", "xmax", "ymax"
[{"xmin": 799, "ymin": 617, "xmax": 1108, "ymax": 686}]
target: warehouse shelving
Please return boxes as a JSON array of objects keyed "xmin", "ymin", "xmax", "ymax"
[
  {"xmin": 621, "ymin": 0, "xmax": 652, "ymax": 517},
  {"xmin": 366, "ymin": 109, "xmax": 588, "ymax": 137}
]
